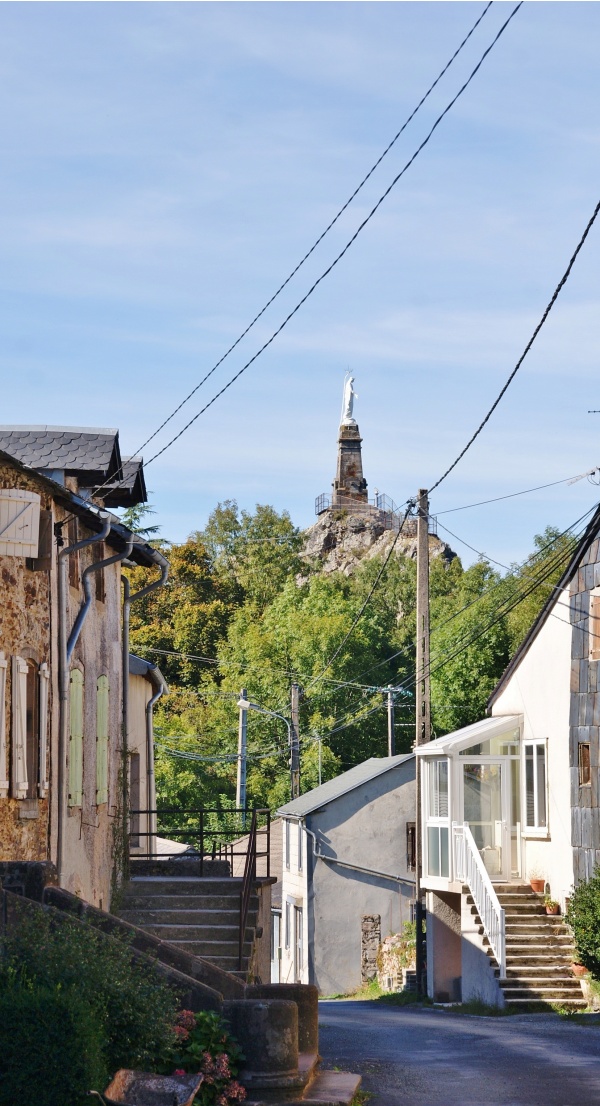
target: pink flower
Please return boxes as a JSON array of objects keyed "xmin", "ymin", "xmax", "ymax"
[{"xmin": 174, "ymin": 1069, "xmax": 186, "ymax": 1076}]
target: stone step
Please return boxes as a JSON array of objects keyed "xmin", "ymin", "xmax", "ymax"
[
  {"xmin": 504, "ymin": 954, "xmax": 576, "ymax": 970},
  {"xmin": 500, "ymin": 981, "xmax": 584, "ymax": 998},
  {"xmin": 120, "ymin": 894, "xmax": 246, "ymax": 911},
  {"xmin": 138, "ymin": 933, "xmax": 251, "ymax": 957},
  {"xmin": 120, "ymin": 910, "xmax": 243, "ymax": 928},
  {"xmin": 502, "ymin": 965, "xmax": 582, "ymax": 979},
  {"xmin": 130, "ymin": 920, "xmax": 242, "ymax": 939},
  {"xmin": 300, "ymin": 1070, "xmax": 362, "ymax": 1105},
  {"xmin": 504, "ymin": 997, "xmax": 587, "ymax": 1009},
  {"xmin": 128, "ymin": 876, "xmax": 245, "ymax": 892}
]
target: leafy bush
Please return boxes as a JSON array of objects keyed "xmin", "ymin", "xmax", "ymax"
[
  {"xmin": 165, "ymin": 1010, "xmax": 246, "ymax": 1104},
  {"xmin": 0, "ymin": 986, "xmax": 108, "ymax": 1106},
  {"xmin": 0, "ymin": 903, "xmax": 178, "ymax": 1076},
  {"xmin": 567, "ymin": 870, "xmax": 600, "ymax": 978}
]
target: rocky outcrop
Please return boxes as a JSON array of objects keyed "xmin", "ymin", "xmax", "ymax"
[{"xmin": 301, "ymin": 508, "xmax": 455, "ymax": 577}]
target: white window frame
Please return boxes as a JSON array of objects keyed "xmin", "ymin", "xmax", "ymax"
[
  {"xmin": 11, "ymin": 655, "xmax": 28, "ymax": 799},
  {"xmin": 297, "ymin": 821, "xmax": 303, "ymax": 872},
  {"xmin": 522, "ymin": 738, "xmax": 549, "ymax": 838},
  {"xmin": 0, "ymin": 652, "xmax": 8, "ymax": 797},
  {"xmin": 284, "ymin": 900, "xmax": 291, "ymax": 949},
  {"xmin": 285, "ymin": 818, "xmax": 290, "ymax": 870},
  {"xmin": 424, "ymin": 757, "xmax": 451, "ymax": 881}
]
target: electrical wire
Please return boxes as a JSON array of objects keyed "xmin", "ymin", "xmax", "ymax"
[
  {"xmin": 112, "ymin": 2, "xmax": 494, "ymax": 466},
  {"xmin": 132, "ymin": 3, "xmax": 522, "ymax": 475},
  {"xmin": 435, "ymin": 466, "xmax": 600, "ymax": 515},
  {"xmin": 430, "ymin": 197, "xmax": 600, "ymax": 494}
]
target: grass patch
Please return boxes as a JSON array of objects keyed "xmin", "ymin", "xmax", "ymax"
[
  {"xmin": 321, "ymin": 979, "xmax": 427, "ymax": 1005},
  {"xmin": 351, "ymin": 1091, "xmax": 373, "ymax": 1105},
  {"xmin": 442, "ymin": 999, "xmax": 512, "ymax": 1017}
]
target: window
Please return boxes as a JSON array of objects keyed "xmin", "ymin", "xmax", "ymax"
[
  {"xmin": 406, "ymin": 822, "xmax": 416, "ymax": 870},
  {"xmin": 579, "ymin": 742, "xmax": 591, "ymax": 787},
  {"xmin": 429, "ymin": 759, "xmax": 449, "ymax": 818},
  {"xmin": 0, "ymin": 652, "xmax": 7, "ymax": 797},
  {"xmin": 11, "ymin": 656, "xmax": 29, "ymax": 799},
  {"xmin": 96, "ymin": 675, "xmax": 109, "ymax": 804},
  {"xmin": 38, "ymin": 663, "xmax": 50, "ymax": 798},
  {"xmin": 285, "ymin": 901, "xmax": 291, "ymax": 949},
  {"xmin": 524, "ymin": 741, "xmax": 547, "ymax": 832},
  {"xmin": 298, "ymin": 822, "xmax": 303, "ymax": 871},
  {"xmin": 68, "ymin": 669, "xmax": 84, "ymax": 807},
  {"xmin": 285, "ymin": 819, "xmax": 290, "ymax": 869},
  {"xmin": 590, "ymin": 590, "xmax": 600, "ymax": 661}
]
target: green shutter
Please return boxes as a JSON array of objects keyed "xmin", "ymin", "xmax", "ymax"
[
  {"xmin": 96, "ymin": 675, "xmax": 109, "ymax": 805},
  {"xmin": 68, "ymin": 669, "xmax": 84, "ymax": 807}
]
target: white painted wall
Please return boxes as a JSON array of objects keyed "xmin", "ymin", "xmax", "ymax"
[
  {"xmin": 279, "ymin": 817, "xmax": 309, "ymax": 984},
  {"xmin": 492, "ymin": 588, "xmax": 574, "ymax": 907}
]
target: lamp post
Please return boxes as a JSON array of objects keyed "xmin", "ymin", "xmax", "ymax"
[{"xmin": 237, "ymin": 698, "xmax": 294, "ymax": 799}]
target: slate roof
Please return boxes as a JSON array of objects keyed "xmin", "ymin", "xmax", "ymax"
[
  {"xmin": 277, "ymin": 754, "xmax": 414, "ymax": 819},
  {"xmin": 0, "ymin": 426, "xmax": 147, "ymax": 507},
  {"xmin": 128, "ymin": 654, "xmax": 169, "ymax": 692},
  {"xmin": 0, "ymin": 426, "xmax": 121, "ymax": 485},
  {"xmin": 103, "ymin": 457, "xmax": 147, "ymax": 508}
]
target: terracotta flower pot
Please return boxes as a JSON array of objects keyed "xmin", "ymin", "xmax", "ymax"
[
  {"xmin": 545, "ymin": 904, "xmax": 560, "ymax": 915},
  {"xmin": 530, "ymin": 878, "xmax": 545, "ymax": 894},
  {"xmin": 572, "ymin": 963, "xmax": 587, "ymax": 978}
]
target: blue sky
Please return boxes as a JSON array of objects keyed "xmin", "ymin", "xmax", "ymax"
[{"xmin": 1, "ymin": 1, "xmax": 599, "ymax": 567}]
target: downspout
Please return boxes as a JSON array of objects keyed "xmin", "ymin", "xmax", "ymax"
[
  {"xmin": 68, "ymin": 533, "xmax": 134, "ymax": 660},
  {"xmin": 145, "ymin": 664, "xmax": 168, "ymax": 858},
  {"xmin": 56, "ymin": 513, "xmax": 111, "ymax": 887},
  {"xmin": 121, "ymin": 547, "xmax": 169, "ymax": 878},
  {"xmin": 304, "ymin": 824, "xmax": 415, "ymax": 887}
]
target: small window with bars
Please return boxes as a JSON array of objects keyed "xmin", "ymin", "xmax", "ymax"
[{"xmin": 579, "ymin": 742, "xmax": 591, "ymax": 787}]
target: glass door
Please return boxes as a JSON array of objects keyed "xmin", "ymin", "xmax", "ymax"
[{"xmin": 462, "ymin": 761, "xmax": 510, "ymax": 881}]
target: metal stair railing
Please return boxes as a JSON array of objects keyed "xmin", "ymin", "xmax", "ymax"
[
  {"xmin": 239, "ymin": 808, "xmax": 258, "ymax": 971},
  {"xmin": 453, "ymin": 821, "xmax": 506, "ymax": 978}
]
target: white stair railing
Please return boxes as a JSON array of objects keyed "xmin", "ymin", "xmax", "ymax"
[{"xmin": 453, "ymin": 822, "xmax": 506, "ymax": 978}]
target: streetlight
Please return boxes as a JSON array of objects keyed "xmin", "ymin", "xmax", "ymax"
[{"xmin": 237, "ymin": 697, "xmax": 294, "ymax": 799}]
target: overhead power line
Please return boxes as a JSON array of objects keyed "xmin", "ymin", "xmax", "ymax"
[
  {"xmin": 430, "ymin": 197, "xmax": 600, "ymax": 494},
  {"xmin": 120, "ymin": 2, "xmax": 494, "ymax": 464},
  {"xmin": 435, "ymin": 466, "xmax": 600, "ymax": 515},
  {"xmin": 134, "ymin": 3, "xmax": 522, "ymax": 474}
]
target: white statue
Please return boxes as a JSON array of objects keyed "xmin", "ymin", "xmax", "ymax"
[{"xmin": 341, "ymin": 373, "xmax": 358, "ymax": 425}]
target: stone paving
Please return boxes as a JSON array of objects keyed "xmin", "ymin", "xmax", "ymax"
[{"xmin": 318, "ymin": 1001, "xmax": 600, "ymax": 1106}]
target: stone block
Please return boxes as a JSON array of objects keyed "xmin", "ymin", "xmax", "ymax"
[
  {"xmin": 223, "ymin": 998, "xmax": 303, "ymax": 1102},
  {"xmin": 247, "ymin": 984, "xmax": 319, "ymax": 1053},
  {"xmin": 361, "ymin": 914, "xmax": 381, "ymax": 983}
]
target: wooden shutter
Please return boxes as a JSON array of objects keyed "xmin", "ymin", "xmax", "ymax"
[
  {"xmin": 68, "ymin": 669, "xmax": 84, "ymax": 807},
  {"xmin": 96, "ymin": 675, "xmax": 109, "ymax": 805},
  {"xmin": 38, "ymin": 663, "xmax": 50, "ymax": 798},
  {"xmin": 0, "ymin": 652, "xmax": 8, "ymax": 796},
  {"xmin": 12, "ymin": 656, "xmax": 28, "ymax": 798}
]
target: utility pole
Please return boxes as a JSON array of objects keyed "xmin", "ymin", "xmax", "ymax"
[
  {"xmin": 386, "ymin": 687, "xmax": 395, "ymax": 756},
  {"xmin": 415, "ymin": 488, "xmax": 431, "ymax": 995},
  {"xmin": 290, "ymin": 683, "xmax": 301, "ymax": 799},
  {"xmin": 236, "ymin": 688, "xmax": 248, "ymax": 827}
]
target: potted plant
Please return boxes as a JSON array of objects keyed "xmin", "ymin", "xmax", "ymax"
[
  {"xmin": 529, "ymin": 873, "xmax": 545, "ymax": 894},
  {"xmin": 571, "ymin": 962, "xmax": 588, "ymax": 978},
  {"xmin": 544, "ymin": 896, "xmax": 560, "ymax": 915}
]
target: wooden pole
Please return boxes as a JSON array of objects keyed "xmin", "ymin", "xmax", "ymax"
[
  {"xmin": 387, "ymin": 687, "xmax": 395, "ymax": 756},
  {"xmin": 236, "ymin": 688, "xmax": 248, "ymax": 827},
  {"xmin": 415, "ymin": 488, "xmax": 431, "ymax": 995}
]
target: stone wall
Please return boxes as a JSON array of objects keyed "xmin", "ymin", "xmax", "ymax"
[
  {"xmin": 569, "ymin": 537, "xmax": 600, "ymax": 884},
  {"xmin": 361, "ymin": 914, "xmax": 380, "ymax": 983}
]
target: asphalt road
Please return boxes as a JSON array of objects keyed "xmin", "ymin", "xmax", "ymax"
[{"xmin": 317, "ymin": 1001, "xmax": 600, "ymax": 1106}]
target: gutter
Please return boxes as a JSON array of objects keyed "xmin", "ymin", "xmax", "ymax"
[
  {"xmin": 145, "ymin": 663, "xmax": 168, "ymax": 858},
  {"xmin": 121, "ymin": 547, "xmax": 169, "ymax": 878},
  {"xmin": 303, "ymin": 823, "xmax": 416, "ymax": 889}
]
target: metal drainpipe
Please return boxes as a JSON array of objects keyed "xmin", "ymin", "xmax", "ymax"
[
  {"xmin": 121, "ymin": 549, "xmax": 169, "ymax": 879},
  {"xmin": 145, "ymin": 664, "xmax": 167, "ymax": 858},
  {"xmin": 56, "ymin": 513, "xmax": 111, "ymax": 887},
  {"xmin": 67, "ymin": 535, "xmax": 134, "ymax": 661}
]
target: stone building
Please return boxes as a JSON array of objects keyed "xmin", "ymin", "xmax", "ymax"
[{"xmin": 0, "ymin": 427, "xmax": 168, "ymax": 908}]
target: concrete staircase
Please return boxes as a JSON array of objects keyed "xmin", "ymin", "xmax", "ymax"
[
  {"xmin": 492, "ymin": 884, "xmax": 586, "ymax": 1009},
  {"xmin": 118, "ymin": 871, "xmax": 256, "ymax": 978}
]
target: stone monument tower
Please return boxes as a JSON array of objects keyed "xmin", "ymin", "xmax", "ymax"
[{"xmin": 332, "ymin": 374, "xmax": 368, "ymax": 507}]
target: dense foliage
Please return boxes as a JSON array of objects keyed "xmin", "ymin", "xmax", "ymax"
[
  {"xmin": 125, "ymin": 499, "xmax": 576, "ymax": 814},
  {"xmin": 567, "ymin": 869, "xmax": 600, "ymax": 978},
  {"xmin": 0, "ymin": 904, "xmax": 179, "ymax": 1092},
  {"xmin": 0, "ymin": 986, "xmax": 108, "ymax": 1106}
]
